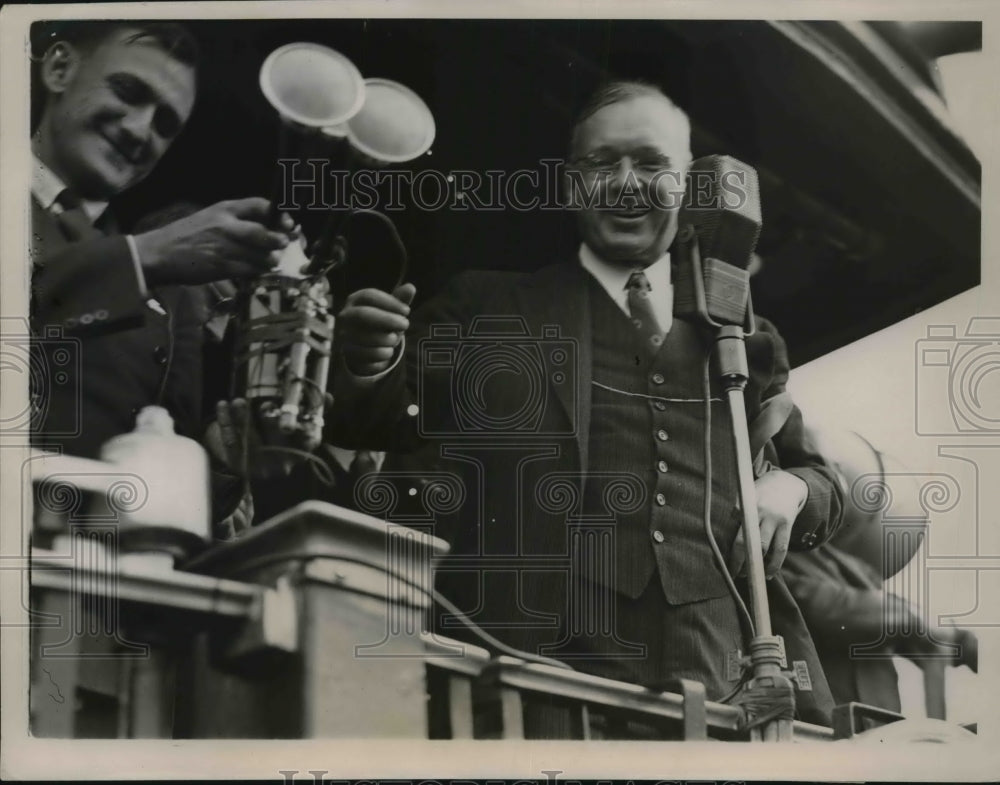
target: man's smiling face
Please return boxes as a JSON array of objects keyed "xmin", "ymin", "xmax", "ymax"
[
  {"xmin": 40, "ymin": 28, "xmax": 196, "ymax": 199},
  {"xmin": 570, "ymin": 94, "xmax": 691, "ymax": 268}
]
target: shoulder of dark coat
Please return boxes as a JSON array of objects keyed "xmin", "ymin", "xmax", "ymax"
[{"xmin": 432, "ymin": 261, "xmax": 581, "ymax": 305}]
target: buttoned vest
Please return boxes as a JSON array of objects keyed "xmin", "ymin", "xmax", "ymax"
[{"xmin": 583, "ymin": 277, "xmax": 742, "ymax": 603}]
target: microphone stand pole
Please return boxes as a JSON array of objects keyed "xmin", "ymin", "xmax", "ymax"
[{"xmin": 684, "ymin": 232, "xmax": 794, "ymax": 742}]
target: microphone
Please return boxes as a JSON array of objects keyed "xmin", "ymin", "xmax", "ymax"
[{"xmin": 674, "ymin": 155, "xmax": 762, "ymax": 326}]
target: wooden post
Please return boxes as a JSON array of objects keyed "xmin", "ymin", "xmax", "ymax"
[
  {"xmin": 184, "ymin": 501, "xmax": 449, "ymax": 738},
  {"xmin": 922, "ymin": 659, "xmax": 948, "ymax": 720}
]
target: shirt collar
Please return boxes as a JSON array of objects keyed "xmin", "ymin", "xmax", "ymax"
[
  {"xmin": 578, "ymin": 242, "xmax": 672, "ymax": 307},
  {"xmin": 31, "ymin": 155, "xmax": 109, "ymax": 223}
]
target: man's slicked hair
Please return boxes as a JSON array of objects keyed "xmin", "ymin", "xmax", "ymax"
[
  {"xmin": 31, "ymin": 20, "xmax": 200, "ymax": 68},
  {"xmin": 30, "ymin": 20, "xmax": 199, "ymax": 131},
  {"xmin": 569, "ymin": 79, "xmax": 690, "ymax": 157}
]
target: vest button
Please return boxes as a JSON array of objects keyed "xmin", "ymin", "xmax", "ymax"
[
  {"xmin": 655, "ymin": 492, "xmax": 666, "ymax": 506},
  {"xmin": 652, "ymin": 530, "xmax": 665, "ymax": 543},
  {"xmin": 657, "ymin": 460, "xmax": 668, "ymax": 473},
  {"xmin": 651, "ymin": 372, "xmax": 665, "ymax": 385},
  {"xmin": 656, "ymin": 429, "xmax": 669, "ymax": 441},
  {"xmin": 653, "ymin": 400, "xmax": 666, "ymax": 411},
  {"xmin": 153, "ymin": 346, "xmax": 168, "ymax": 365}
]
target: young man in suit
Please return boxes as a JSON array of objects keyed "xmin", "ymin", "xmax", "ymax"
[
  {"xmin": 334, "ymin": 81, "xmax": 845, "ymax": 726},
  {"xmin": 30, "ymin": 22, "xmax": 296, "ymax": 528}
]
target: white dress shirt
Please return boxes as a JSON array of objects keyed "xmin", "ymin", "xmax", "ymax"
[
  {"xmin": 578, "ymin": 243, "xmax": 674, "ymax": 334},
  {"xmin": 31, "ymin": 156, "xmax": 109, "ymax": 223}
]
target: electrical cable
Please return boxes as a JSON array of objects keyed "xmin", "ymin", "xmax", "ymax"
[
  {"xmin": 590, "ymin": 380, "xmax": 721, "ymax": 404},
  {"xmin": 211, "ymin": 550, "xmax": 575, "ymax": 671},
  {"xmin": 717, "ymin": 670, "xmax": 752, "ymax": 705}
]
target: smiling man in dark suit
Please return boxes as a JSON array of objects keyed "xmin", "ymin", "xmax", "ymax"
[
  {"xmin": 334, "ymin": 81, "xmax": 845, "ymax": 727},
  {"xmin": 29, "ymin": 22, "xmax": 295, "ymax": 472}
]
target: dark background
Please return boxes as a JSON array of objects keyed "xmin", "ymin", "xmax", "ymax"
[{"xmin": 32, "ymin": 18, "xmax": 982, "ymax": 366}]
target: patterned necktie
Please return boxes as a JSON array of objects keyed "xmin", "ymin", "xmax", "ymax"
[
  {"xmin": 626, "ymin": 270, "xmax": 665, "ymax": 355},
  {"xmin": 53, "ymin": 189, "xmax": 102, "ymax": 241}
]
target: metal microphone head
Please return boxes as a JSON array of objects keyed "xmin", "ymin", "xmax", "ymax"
[
  {"xmin": 681, "ymin": 155, "xmax": 762, "ymax": 270},
  {"xmin": 675, "ymin": 155, "xmax": 762, "ymax": 326}
]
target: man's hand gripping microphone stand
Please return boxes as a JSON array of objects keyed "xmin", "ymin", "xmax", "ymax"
[{"xmin": 675, "ymin": 220, "xmax": 796, "ymax": 743}]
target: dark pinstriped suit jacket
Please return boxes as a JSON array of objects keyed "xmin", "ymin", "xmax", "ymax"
[
  {"xmin": 334, "ymin": 260, "xmax": 845, "ymax": 725},
  {"xmin": 30, "ymin": 196, "xmax": 204, "ymax": 458}
]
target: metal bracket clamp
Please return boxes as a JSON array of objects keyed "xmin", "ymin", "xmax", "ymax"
[
  {"xmin": 788, "ymin": 660, "xmax": 813, "ymax": 691},
  {"xmin": 832, "ymin": 702, "xmax": 906, "ymax": 739},
  {"xmin": 217, "ymin": 575, "xmax": 299, "ymax": 665},
  {"xmin": 727, "ymin": 637, "xmax": 789, "ymax": 681}
]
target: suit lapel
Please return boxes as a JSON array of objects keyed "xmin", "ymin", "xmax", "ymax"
[
  {"xmin": 30, "ymin": 195, "xmax": 114, "ymax": 263},
  {"xmin": 513, "ymin": 263, "xmax": 593, "ymax": 474},
  {"xmin": 30, "ymin": 197, "xmax": 67, "ymax": 264}
]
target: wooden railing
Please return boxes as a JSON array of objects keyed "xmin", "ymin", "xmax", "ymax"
[{"xmin": 27, "ymin": 496, "xmax": 844, "ymax": 741}]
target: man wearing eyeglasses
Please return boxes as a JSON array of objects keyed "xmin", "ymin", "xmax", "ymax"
[{"xmin": 335, "ymin": 81, "xmax": 844, "ymax": 728}]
